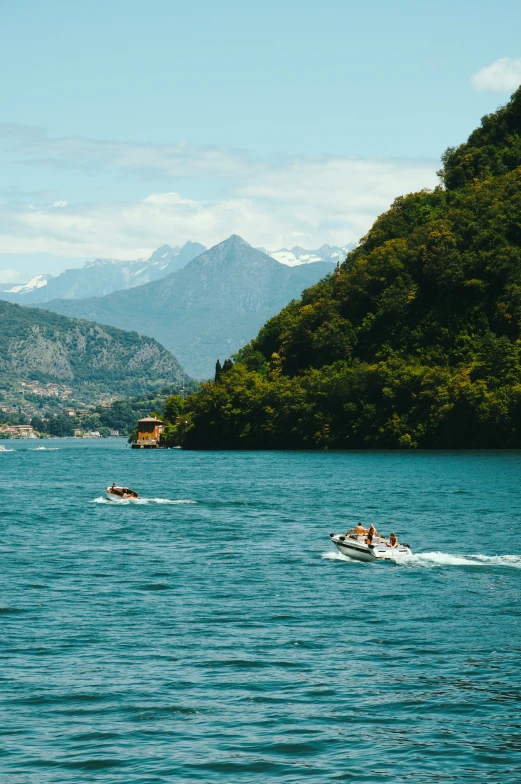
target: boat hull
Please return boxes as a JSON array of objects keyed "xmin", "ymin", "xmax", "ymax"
[
  {"xmin": 330, "ymin": 533, "xmax": 411, "ymax": 562},
  {"xmin": 106, "ymin": 487, "xmax": 139, "ymax": 501}
]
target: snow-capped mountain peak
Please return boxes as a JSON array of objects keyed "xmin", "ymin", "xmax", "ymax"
[
  {"xmin": 0, "ymin": 242, "xmax": 206, "ymax": 305},
  {"xmin": 84, "ymin": 257, "xmax": 136, "ymax": 269},
  {"xmin": 148, "ymin": 244, "xmax": 178, "ymax": 264},
  {"xmin": 263, "ymin": 243, "xmax": 357, "ymax": 267},
  {"xmin": 5, "ymin": 274, "xmax": 52, "ymax": 294}
]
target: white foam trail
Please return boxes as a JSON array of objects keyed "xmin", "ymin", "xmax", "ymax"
[
  {"xmin": 91, "ymin": 496, "xmax": 196, "ymax": 505},
  {"xmin": 398, "ymin": 551, "xmax": 521, "ymax": 569},
  {"xmin": 0, "ymin": 449, "xmax": 15, "ymax": 452},
  {"xmin": 145, "ymin": 498, "xmax": 197, "ymax": 505},
  {"xmin": 31, "ymin": 446, "xmax": 59, "ymax": 451},
  {"xmin": 321, "ymin": 551, "xmax": 353, "ymax": 562},
  {"xmin": 406, "ymin": 552, "xmax": 477, "ymax": 566},
  {"xmin": 322, "ymin": 549, "xmax": 521, "ymax": 569}
]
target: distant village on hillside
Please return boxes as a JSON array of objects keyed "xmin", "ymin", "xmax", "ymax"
[
  {"xmin": 0, "ymin": 376, "xmax": 182, "ymax": 441},
  {"xmin": 0, "ymin": 396, "xmax": 122, "ymax": 440},
  {"xmin": 0, "ymin": 379, "xmax": 119, "ymax": 426}
]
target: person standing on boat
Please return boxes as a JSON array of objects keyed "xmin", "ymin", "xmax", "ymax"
[{"xmin": 355, "ymin": 523, "xmax": 365, "ymax": 536}]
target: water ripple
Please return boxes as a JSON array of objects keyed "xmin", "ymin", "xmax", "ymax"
[{"xmin": 1, "ymin": 441, "xmax": 520, "ymax": 782}]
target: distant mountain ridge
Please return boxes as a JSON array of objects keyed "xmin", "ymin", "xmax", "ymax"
[
  {"xmin": 0, "ymin": 240, "xmax": 351, "ymax": 305},
  {"xmin": 0, "ymin": 242, "xmax": 206, "ymax": 304},
  {"xmin": 41, "ymin": 235, "xmax": 337, "ymax": 378},
  {"xmin": 0, "ymin": 300, "xmax": 189, "ymax": 401}
]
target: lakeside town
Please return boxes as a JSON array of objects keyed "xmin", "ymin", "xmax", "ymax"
[
  {"xmin": 0, "ymin": 422, "xmax": 121, "ymax": 439},
  {"xmin": 0, "ymin": 380, "xmax": 118, "ymax": 418},
  {"xmin": 0, "ymin": 380, "xmax": 122, "ymax": 439},
  {"xmin": 0, "ymin": 378, "xmax": 186, "ymax": 443},
  {"xmin": 0, "ymin": 414, "xmax": 121, "ymax": 440}
]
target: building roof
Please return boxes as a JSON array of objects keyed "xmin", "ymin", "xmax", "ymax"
[{"xmin": 138, "ymin": 416, "xmax": 163, "ymax": 424}]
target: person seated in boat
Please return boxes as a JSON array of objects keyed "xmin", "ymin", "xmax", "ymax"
[
  {"xmin": 345, "ymin": 522, "xmax": 366, "ymax": 539},
  {"xmin": 365, "ymin": 532, "xmax": 374, "ymax": 546},
  {"xmin": 389, "ymin": 532, "xmax": 398, "ymax": 548},
  {"xmin": 110, "ymin": 483, "xmax": 124, "ymax": 497}
]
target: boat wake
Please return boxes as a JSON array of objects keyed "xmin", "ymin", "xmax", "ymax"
[
  {"xmin": 31, "ymin": 446, "xmax": 59, "ymax": 451},
  {"xmin": 0, "ymin": 448, "xmax": 15, "ymax": 452},
  {"xmin": 322, "ymin": 551, "xmax": 352, "ymax": 562},
  {"xmin": 91, "ymin": 496, "xmax": 197, "ymax": 505},
  {"xmin": 399, "ymin": 551, "xmax": 521, "ymax": 569},
  {"xmin": 322, "ymin": 549, "xmax": 521, "ymax": 569}
]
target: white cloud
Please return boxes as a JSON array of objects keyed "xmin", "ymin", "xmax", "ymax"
[
  {"xmin": 0, "ymin": 125, "xmax": 439, "ymax": 262},
  {"xmin": 0, "ymin": 193, "xmax": 295, "ymax": 259},
  {"xmin": 471, "ymin": 57, "xmax": 521, "ymax": 93},
  {"xmin": 239, "ymin": 156, "xmax": 437, "ymax": 237},
  {"xmin": 0, "ymin": 160, "xmax": 438, "ymax": 259},
  {"xmin": 0, "ymin": 124, "xmax": 253, "ymax": 180},
  {"xmin": 0, "ymin": 268, "xmax": 23, "ymax": 284}
]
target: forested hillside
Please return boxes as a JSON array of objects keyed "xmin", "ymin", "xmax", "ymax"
[
  {"xmin": 183, "ymin": 87, "xmax": 521, "ymax": 449},
  {"xmin": 0, "ymin": 301, "xmax": 189, "ymax": 402}
]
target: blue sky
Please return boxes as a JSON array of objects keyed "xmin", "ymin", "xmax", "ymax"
[{"xmin": 1, "ymin": 0, "xmax": 521, "ymax": 279}]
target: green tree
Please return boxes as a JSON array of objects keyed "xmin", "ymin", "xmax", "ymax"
[
  {"xmin": 222, "ymin": 358, "xmax": 233, "ymax": 374},
  {"xmin": 30, "ymin": 416, "xmax": 48, "ymax": 434},
  {"xmin": 49, "ymin": 415, "xmax": 75, "ymax": 438}
]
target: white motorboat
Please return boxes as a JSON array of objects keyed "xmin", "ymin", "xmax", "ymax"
[
  {"xmin": 106, "ymin": 485, "xmax": 139, "ymax": 500},
  {"xmin": 330, "ymin": 529, "xmax": 412, "ymax": 562},
  {"xmin": 0, "ymin": 445, "xmax": 13, "ymax": 452}
]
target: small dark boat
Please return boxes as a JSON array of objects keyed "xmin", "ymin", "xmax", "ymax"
[{"xmin": 106, "ymin": 485, "xmax": 139, "ymax": 500}]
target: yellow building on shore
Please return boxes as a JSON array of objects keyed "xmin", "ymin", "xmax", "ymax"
[{"xmin": 131, "ymin": 416, "xmax": 164, "ymax": 449}]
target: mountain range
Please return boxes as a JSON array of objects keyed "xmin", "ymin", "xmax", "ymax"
[
  {"xmin": 1, "ymin": 241, "xmax": 351, "ymax": 303},
  {"xmin": 0, "ymin": 300, "xmax": 188, "ymax": 402},
  {"xmin": 0, "ymin": 242, "xmax": 206, "ymax": 304},
  {"xmin": 40, "ymin": 235, "xmax": 337, "ymax": 378}
]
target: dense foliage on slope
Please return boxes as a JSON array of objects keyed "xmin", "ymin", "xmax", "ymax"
[
  {"xmin": 0, "ymin": 301, "xmax": 189, "ymax": 400},
  {"xmin": 440, "ymin": 90, "xmax": 521, "ymax": 190},
  {"xmin": 183, "ymin": 88, "xmax": 521, "ymax": 449}
]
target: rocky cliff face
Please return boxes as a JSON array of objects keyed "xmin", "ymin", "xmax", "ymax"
[{"xmin": 0, "ymin": 301, "xmax": 189, "ymax": 399}]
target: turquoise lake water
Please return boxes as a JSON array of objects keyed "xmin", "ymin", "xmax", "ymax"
[{"xmin": 1, "ymin": 440, "xmax": 520, "ymax": 782}]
